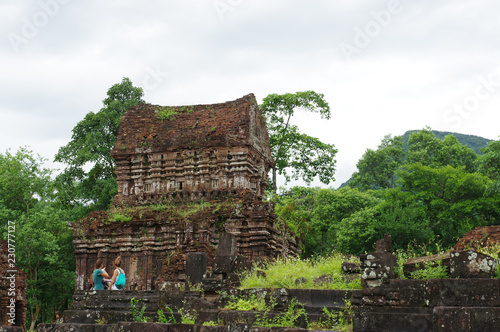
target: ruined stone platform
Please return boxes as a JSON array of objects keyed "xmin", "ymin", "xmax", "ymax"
[
  {"xmin": 35, "ymin": 288, "xmax": 356, "ymax": 332},
  {"xmin": 353, "ymin": 234, "xmax": 500, "ymax": 332}
]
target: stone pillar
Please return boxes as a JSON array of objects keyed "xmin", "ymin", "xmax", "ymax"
[
  {"xmin": 185, "ymin": 252, "xmax": 208, "ymax": 285},
  {"xmin": 360, "ymin": 234, "xmax": 397, "ymax": 289},
  {"xmin": 450, "ymin": 249, "xmax": 497, "ymax": 278}
]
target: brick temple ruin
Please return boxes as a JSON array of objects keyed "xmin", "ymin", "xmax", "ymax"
[{"xmin": 71, "ymin": 93, "xmax": 299, "ymax": 291}]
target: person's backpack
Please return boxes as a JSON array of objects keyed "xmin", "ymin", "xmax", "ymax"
[{"xmin": 115, "ymin": 269, "xmax": 126, "ymax": 289}]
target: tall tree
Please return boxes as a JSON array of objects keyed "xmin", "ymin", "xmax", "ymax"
[
  {"xmin": 406, "ymin": 128, "xmax": 477, "ymax": 171},
  {"xmin": 274, "ymin": 186, "xmax": 380, "ymax": 256},
  {"xmin": 54, "ymin": 78, "xmax": 144, "ymax": 214},
  {"xmin": 477, "ymin": 138, "xmax": 500, "ymax": 180},
  {"xmin": 260, "ymin": 91, "xmax": 337, "ymax": 192},
  {"xmin": 350, "ymin": 135, "xmax": 405, "ymax": 190}
]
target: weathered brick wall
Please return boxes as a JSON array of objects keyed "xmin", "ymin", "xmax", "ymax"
[
  {"xmin": 73, "ymin": 191, "xmax": 299, "ymax": 291},
  {"xmin": 0, "ymin": 239, "xmax": 27, "ymax": 328},
  {"xmin": 454, "ymin": 225, "xmax": 500, "ymax": 250},
  {"xmin": 111, "ymin": 94, "xmax": 273, "ymax": 205}
]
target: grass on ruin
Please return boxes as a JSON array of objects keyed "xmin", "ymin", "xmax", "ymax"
[
  {"xmin": 239, "ymin": 253, "xmax": 361, "ymax": 290},
  {"xmin": 395, "ymin": 241, "xmax": 500, "ymax": 279},
  {"xmin": 394, "ymin": 242, "xmax": 450, "ymax": 279},
  {"xmin": 105, "ymin": 199, "xmax": 236, "ymax": 224},
  {"xmin": 155, "ymin": 106, "xmax": 194, "ymax": 122}
]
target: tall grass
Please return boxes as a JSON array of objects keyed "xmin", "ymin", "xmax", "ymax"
[{"xmin": 240, "ymin": 253, "xmax": 361, "ymax": 290}]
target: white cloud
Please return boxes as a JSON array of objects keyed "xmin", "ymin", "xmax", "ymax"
[{"xmin": 1, "ymin": 0, "xmax": 499, "ymax": 187}]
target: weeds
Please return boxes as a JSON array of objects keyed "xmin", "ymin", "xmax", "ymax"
[
  {"xmin": 130, "ymin": 298, "xmax": 149, "ymax": 322},
  {"xmin": 409, "ymin": 260, "xmax": 449, "ymax": 279},
  {"xmin": 224, "ymin": 293, "xmax": 268, "ymax": 311},
  {"xmin": 395, "ymin": 242, "xmax": 450, "ymax": 279},
  {"xmin": 203, "ymin": 320, "xmax": 223, "ymax": 326},
  {"xmin": 95, "ymin": 316, "xmax": 107, "ymax": 325},
  {"xmin": 177, "ymin": 279, "xmax": 204, "ymax": 292},
  {"xmin": 157, "ymin": 307, "xmax": 176, "ymax": 324},
  {"xmin": 178, "ymin": 307, "xmax": 196, "ymax": 324},
  {"xmin": 255, "ymin": 298, "xmax": 305, "ymax": 328},
  {"xmin": 156, "ymin": 108, "xmax": 178, "ymax": 122},
  {"xmin": 155, "ymin": 106, "xmax": 194, "ymax": 123},
  {"xmin": 240, "ymin": 253, "xmax": 361, "ymax": 290},
  {"xmin": 108, "ymin": 213, "xmax": 133, "ymax": 223},
  {"xmin": 308, "ymin": 305, "xmax": 352, "ymax": 331}
]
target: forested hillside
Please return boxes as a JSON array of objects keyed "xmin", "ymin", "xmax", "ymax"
[
  {"xmin": 401, "ymin": 129, "xmax": 492, "ymax": 154},
  {"xmin": 276, "ymin": 128, "xmax": 500, "ymax": 257},
  {"xmin": 341, "ymin": 129, "xmax": 492, "ymax": 188}
]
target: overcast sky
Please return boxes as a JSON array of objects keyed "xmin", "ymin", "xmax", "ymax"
[{"xmin": 2, "ymin": 0, "xmax": 500, "ymax": 188}]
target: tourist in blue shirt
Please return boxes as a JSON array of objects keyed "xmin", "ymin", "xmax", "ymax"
[{"xmin": 91, "ymin": 259, "xmax": 110, "ymax": 290}]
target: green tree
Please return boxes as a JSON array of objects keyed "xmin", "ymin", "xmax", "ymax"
[
  {"xmin": 335, "ymin": 197, "xmax": 433, "ymax": 255},
  {"xmin": 406, "ymin": 128, "xmax": 477, "ymax": 171},
  {"xmin": 350, "ymin": 135, "xmax": 405, "ymax": 190},
  {"xmin": 0, "ymin": 148, "xmax": 74, "ymax": 331},
  {"xmin": 477, "ymin": 138, "xmax": 500, "ymax": 180},
  {"xmin": 311, "ymin": 187, "xmax": 380, "ymax": 254},
  {"xmin": 260, "ymin": 91, "xmax": 337, "ymax": 193},
  {"xmin": 397, "ymin": 163, "xmax": 495, "ymax": 247},
  {"xmin": 54, "ymin": 78, "xmax": 144, "ymax": 215},
  {"xmin": 274, "ymin": 186, "xmax": 380, "ymax": 256},
  {"xmin": 274, "ymin": 186, "xmax": 319, "ymax": 243}
]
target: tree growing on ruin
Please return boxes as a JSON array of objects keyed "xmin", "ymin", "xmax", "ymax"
[
  {"xmin": 54, "ymin": 78, "xmax": 144, "ymax": 215},
  {"xmin": 260, "ymin": 91, "xmax": 337, "ymax": 193}
]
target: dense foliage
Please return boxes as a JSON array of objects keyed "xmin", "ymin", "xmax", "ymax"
[
  {"xmin": 275, "ymin": 129, "xmax": 500, "ymax": 256},
  {"xmin": 0, "ymin": 148, "xmax": 75, "ymax": 331}
]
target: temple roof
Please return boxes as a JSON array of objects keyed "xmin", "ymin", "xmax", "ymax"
[{"xmin": 112, "ymin": 93, "xmax": 272, "ymax": 161}]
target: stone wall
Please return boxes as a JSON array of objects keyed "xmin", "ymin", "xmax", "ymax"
[
  {"xmin": 0, "ymin": 239, "xmax": 27, "ymax": 329},
  {"xmin": 354, "ymin": 278, "xmax": 500, "ymax": 332},
  {"xmin": 353, "ymin": 235, "xmax": 500, "ymax": 332}
]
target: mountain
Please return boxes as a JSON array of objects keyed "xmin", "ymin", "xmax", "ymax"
[{"xmin": 400, "ymin": 130, "xmax": 492, "ymax": 154}]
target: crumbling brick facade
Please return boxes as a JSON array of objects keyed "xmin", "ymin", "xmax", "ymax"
[
  {"xmin": 112, "ymin": 94, "xmax": 273, "ymax": 205},
  {"xmin": 453, "ymin": 225, "xmax": 500, "ymax": 250},
  {"xmin": 72, "ymin": 94, "xmax": 299, "ymax": 291}
]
